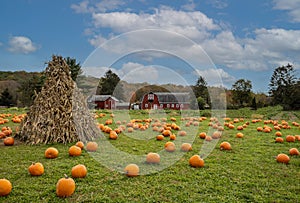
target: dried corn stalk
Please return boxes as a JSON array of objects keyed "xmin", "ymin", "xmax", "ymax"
[{"xmin": 16, "ymin": 55, "xmax": 100, "ymax": 144}]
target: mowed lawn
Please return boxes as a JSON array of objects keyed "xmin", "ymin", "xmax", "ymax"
[{"xmin": 0, "ymin": 107, "xmax": 299, "ymax": 202}]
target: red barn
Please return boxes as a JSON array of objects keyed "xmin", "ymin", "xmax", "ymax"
[
  {"xmin": 141, "ymin": 92, "xmax": 190, "ymax": 110},
  {"xmin": 88, "ymin": 95, "xmax": 118, "ymax": 109}
]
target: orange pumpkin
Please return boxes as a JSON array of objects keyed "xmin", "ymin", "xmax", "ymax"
[
  {"xmin": 276, "ymin": 153, "xmax": 290, "ymax": 164},
  {"xmin": 3, "ymin": 137, "xmax": 14, "ymax": 146},
  {"xmin": 146, "ymin": 153, "xmax": 160, "ymax": 164},
  {"xmin": 289, "ymin": 148, "xmax": 300, "ymax": 156},
  {"xmin": 0, "ymin": 178, "xmax": 12, "ymax": 196},
  {"xmin": 169, "ymin": 134, "xmax": 176, "ymax": 140},
  {"xmin": 178, "ymin": 131, "xmax": 187, "ymax": 136},
  {"xmin": 212, "ymin": 131, "xmax": 221, "ymax": 139},
  {"xmin": 199, "ymin": 132, "xmax": 206, "ymax": 139},
  {"xmin": 275, "ymin": 131, "xmax": 282, "ymax": 137},
  {"xmin": 56, "ymin": 175, "xmax": 76, "ymax": 197},
  {"xmin": 109, "ymin": 130, "xmax": 118, "ymax": 140},
  {"xmin": 124, "ymin": 164, "xmax": 139, "ymax": 177},
  {"xmin": 28, "ymin": 162, "xmax": 44, "ymax": 176},
  {"xmin": 189, "ymin": 155, "xmax": 204, "ymax": 168},
  {"xmin": 181, "ymin": 143, "xmax": 192, "ymax": 152},
  {"xmin": 71, "ymin": 164, "xmax": 87, "ymax": 178},
  {"xmin": 275, "ymin": 137, "xmax": 284, "ymax": 143},
  {"xmin": 165, "ymin": 142, "xmax": 175, "ymax": 152},
  {"xmin": 286, "ymin": 135, "xmax": 295, "ymax": 142},
  {"xmin": 162, "ymin": 130, "xmax": 172, "ymax": 137},
  {"xmin": 86, "ymin": 142, "xmax": 98, "ymax": 152},
  {"xmin": 127, "ymin": 127, "xmax": 134, "ymax": 133},
  {"xmin": 75, "ymin": 141, "xmax": 84, "ymax": 150},
  {"xmin": 220, "ymin": 142, "xmax": 231, "ymax": 150},
  {"xmin": 237, "ymin": 126, "xmax": 243, "ymax": 130},
  {"xmin": 236, "ymin": 133, "xmax": 243, "ymax": 138},
  {"xmin": 69, "ymin": 146, "xmax": 82, "ymax": 156},
  {"xmin": 156, "ymin": 134, "xmax": 164, "ymax": 141},
  {"xmin": 45, "ymin": 147, "xmax": 59, "ymax": 159},
  {"xmin": 256, "ymin": 127, "xmax": 263, "ymax": 132},
  {"xmin": 205, "ymin": 135, "xmax": 212, "ymax": 141}
]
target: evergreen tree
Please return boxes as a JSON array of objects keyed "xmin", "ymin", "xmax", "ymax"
[
  {"xmin": 96, "ymin": 70, "xmax": 124, "ymax": 100},
  {"xmin": 269, "ymin": 64, "xmax": 297, "ymax": 110},
  {"xmin": 65, "ymin": 57, "xmax": 82, "ymax": 81},
  {"xmin": 231, "ymin": 79, "xmax": 252, "ymax": 107},
  {"xmin": 0, "ymin": 88, "xmax": 14, "ymax": 106}
]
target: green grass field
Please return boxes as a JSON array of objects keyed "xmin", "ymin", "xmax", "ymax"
[{"xmin": 0, "ymin": 107, "xmax": 300, "ymax": 202}]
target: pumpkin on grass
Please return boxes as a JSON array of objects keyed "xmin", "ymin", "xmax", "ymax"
[
  {"xmin": 220, "ymin": 142, "xmax": 231, "ymax": 150},
  {"xmin": 189, "ymin": 155, "xmax": 204, "ymax": 168},
  {"xmin": 28, "ymin": 162, "xmax": 44, "ymax": 176},
  {"xmin": 156, "ymin": 134, "xmax": 164, "ymax": 141},
  {"xmin": 289, "ymin": 148, "xmax": 299, "ymax": 156},
  {"xmin": 45, "ymin": 147, "xmax": 59, "ymax": 159},
  {"xmin": 276, "ymin": 153, "xmax": 290, "ymax": 164},
  {"xmin": 109, "ymin": 131, "xmax": 118, "ymax": 140},
  {"xmin": 0, "ymin": 178, "xmax": 12, "ymax": 196},
  {"xmin": 69, "ymin": 146, "xmax": 82, "ymax": 157},
  {"xmin": 199, "ymin": 132, "xmax": 206, "ymax": 139},
  {"xmin": 286, "ymin": 135, "xmax": 295, "ymax": 142},
  {"xmin": 275, "ymin": 137, "xmax": 284, "ymax": 143},
  {"xmin": 56, "ymin": 175, "xmax": 76, "ymax": 197},
  {"xmin": 75, "ymin": 141, "xmax": 84, "ymax": 149},
  {"xmin": 181, "ymin": 143, "xmax": 192, "ymax": 152},
  {"xmin": 146, "ymin": 153, "xmax": 160, "ymax": 164},
  {"xmin": 165, "ymin": 142, "xmax": 175, "ymax": 152},
  {"xmin": 71, "ymin": 164, "xmax": 87, "ymax": 178},
  {"xmin": 86, "ymin": 142, "xmax": 98, "ymax": 152},
  {"xmin": 236, "ymin": 133, "xmax": 243, "ymax": 138},
  {"xmin": 3, "ymin": 137, "xmax": 14, "ymax": 146},
  {"xmin": 124, "ymin": 164, "xmax": 139, "ymax": 177}
]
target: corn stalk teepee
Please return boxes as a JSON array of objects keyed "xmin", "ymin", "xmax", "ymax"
[{"xmin": 16, "ymin": 55, "xmax": 100, "ymax": 144}]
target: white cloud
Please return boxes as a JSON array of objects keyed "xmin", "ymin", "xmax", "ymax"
[
  {"xmin": 196, "ymin": 68, "xmax": 235, "ymax": 87},
  {"xmin": 88, "ymin": 34, "xmax": 108, "ymax": 47},
  {"xmin": 71, "ymin": 0, "xmax": 125, "ymax": 13},
  {"xmin": 181, "ymin": 0, "xmax": 196, "ymax": 11},
  {"xmin": 71, "ymin": 0, "xmax": 90, "ymax": 13},
  {"xmin": 92, "ymin": 7, "xmax": 219, "ymax": 40},
  {"xmin": 8, "ymin": 36, "xmax": 39, "ymax": 54},
  {"xmin": 77, "ymin": 3, "xmax": 300, "ymax": 78},
  {"xmin": 273, "ymin": 0, "xmax": 300, "ymax": 22},
  {"xmin": 207, "ymin": 0, "xmax": 228, "ymax": 9}
]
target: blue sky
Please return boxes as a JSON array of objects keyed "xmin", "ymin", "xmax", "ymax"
[{"xmin": 0, "ymin": 0, "xmax": 300, "ymax": 93}]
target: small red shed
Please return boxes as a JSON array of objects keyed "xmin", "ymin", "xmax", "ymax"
[{"xmin": 88, "ymin": 95, "xmax": 119, "ymax": 109}]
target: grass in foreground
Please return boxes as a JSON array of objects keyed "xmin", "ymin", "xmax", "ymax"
[{"xmin": 0, "ymin": 108, "xmax": 299, "ymax": 202}]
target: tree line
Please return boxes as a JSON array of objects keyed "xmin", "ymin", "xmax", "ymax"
[{"xmin": 0, "ymin": 61, "xmax": 299, "ymax": 110}]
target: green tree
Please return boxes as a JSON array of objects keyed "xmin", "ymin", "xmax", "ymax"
[
  {"xmin": 197, "ymin": 96, "xmax": 206, "ymax": 110},
  {"xmin": 18, "ymin": 74, "xmax": 45, "ymax": 107},
  {"xmin": 96, "ymin": 70, "xmax": 123, "ymax": 100},
  {"xmin": 192, "ymin": 76, "xmax": 210, "ymax": 108},
  {"xmin": 231, "ymin": 79, "xmax": 252, "ymax": 107},
  {"xmin": 251, "ymin": 97, "xmax": 257, "ymax": 110},
  {"xmin": 65, "ymin": 57, "xmax": 82, "ymax": 81},
  {"xmin": 268, "ymin": 64, "xmax": 297, "ymax": 110},
  {"xmin": 0, "ymin": 88, "xmax": 14, "ymax": 106}
]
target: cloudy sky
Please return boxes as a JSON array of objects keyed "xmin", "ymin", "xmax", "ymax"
[{"xmin": 0, "ymin": 0, "xmax": 299, "ymax": 93}]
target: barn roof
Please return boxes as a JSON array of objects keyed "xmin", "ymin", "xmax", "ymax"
[
  {"xmin": 88, "ymin": 95, "xmax": 119, "ymax": 102},
  {"xmin": 149, "ymin": 92, "xmax": 190, "ymax": 104}
]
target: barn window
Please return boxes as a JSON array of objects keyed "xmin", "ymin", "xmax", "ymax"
[
  {"xmin": 167, "ymin": 104, "xmax": 170, "ymax": 108},
  {"xmin": 171, "ymin": 104, "xmax": 174, "ymax": 108},
  {"xmin": 176, "ymin": 104, "xmax": 179, "ymax": 108},
  {"xmin": 145, "ymin": 104, "xmax": 148, "ymax": 108},
  {"xmin": 160, "ymin": 104, "xmax": 163, "ymax": 108}
]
